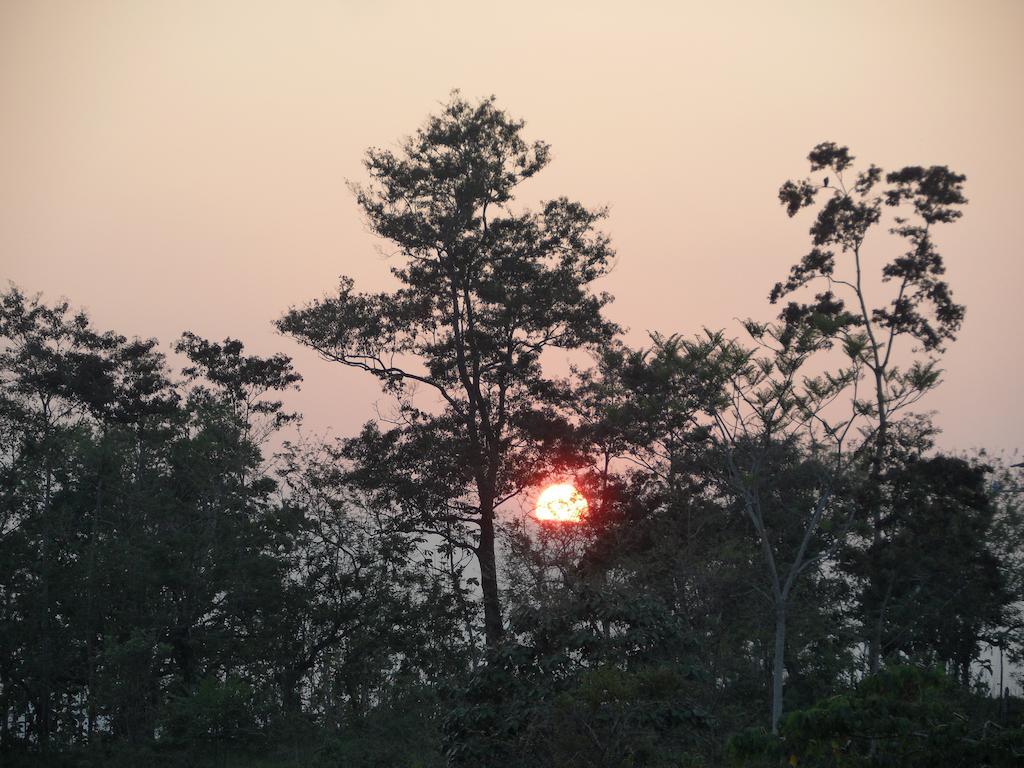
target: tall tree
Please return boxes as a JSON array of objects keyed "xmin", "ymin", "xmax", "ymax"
[
  {"xmin": 161, "ymin": 333, "xmax": 300, "ymax": 692},
  {"xmin": 629, "ymin": 319, "xmax": 860, "ymax": 733},
  {"xmin": 774, "ymin": 143, "xmax": 968, "ymax": 672},
  {"xmin": 278, "ymin": 93, "xmax": 618, "ymax": 648},
  {"xmin": 0, "ymin": 288, "xmax": 184, "ymax": 749},
  {"xmin": 579, "ymin": 331, "xmax": 861, "ymax": 735}
]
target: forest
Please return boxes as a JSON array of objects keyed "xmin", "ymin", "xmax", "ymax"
[{"xmin": 1, "ymin": 94, "xmax": 1022, "ymax": 767}]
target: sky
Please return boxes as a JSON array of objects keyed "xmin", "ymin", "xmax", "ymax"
[{"xmin": 2, "ymin": 0, "xmax": 1022, "ymax": 455}]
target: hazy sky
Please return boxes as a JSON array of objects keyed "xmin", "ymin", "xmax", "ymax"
[{"xmin": 2, "ymin": 0, "xmax": 1022, "ymax": 454}]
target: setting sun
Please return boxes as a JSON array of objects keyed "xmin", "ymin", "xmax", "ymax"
[{"xmin": 534, "ymin": 483, "xmax": 588, "ymax": 523}]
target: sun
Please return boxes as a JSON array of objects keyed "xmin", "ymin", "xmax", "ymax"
[{"xmin": 534, "ymin": 482, "xmax": 588, "ymax": 523}]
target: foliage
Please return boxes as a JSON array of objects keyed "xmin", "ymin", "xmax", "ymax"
[
  {"xmin": 729, "ymin": 666, "xmax": 1024, "ymax": 767},
  {"xmin": 444, "ymin": 644, "xmax": 709, "ymax": 768},
  {"xmin": 0, "ymin": 287, "xmax": 467, "ymax": 763},
  {"xmin": 854, "ymin": 455, "xmax": 1009, "ymax": 680}
]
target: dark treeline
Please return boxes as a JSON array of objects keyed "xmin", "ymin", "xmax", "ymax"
[{"xmin": 2, "ymin": 94, "xmax": 1023, "ymax": 767}]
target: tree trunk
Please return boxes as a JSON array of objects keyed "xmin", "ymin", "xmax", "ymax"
[
  {"xmin": 86, "ymin": 471, "xmax": 103, "ymax": 743},
  {"xmin": 477, "ymin": 509, "xmax": 503, "ymax": 649},
  {"xmin": 866, "ymin": 368, "xmax": 888, "ymax": 675},
  {"xmin": 0, "ymin": 668, "xmax": 8, "ymax": 753},
  {"xmin": 771, "ymin": 601, "xmax": 787, "ymax": 734},
  {"xmin": 867, "ymin": 575, "xmax": 892, "ymax": 676},
  {"xmin": 35, "ymin": 693, "xmax": 51, "ymax": 752},
  {"xmin": 278, "ymin": 669, "xmax": 301, "ymax": 717}
]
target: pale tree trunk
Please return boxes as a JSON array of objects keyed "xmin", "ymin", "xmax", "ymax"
[
  {"xmin": 866, "ymin": 373, "xmax": 888, "ymax": 675},
  {"xmin": 868, "ymin": 576, "xmax": 892, "ymax": 675},
  {"xmin": 771, "ymin": 602, "xmax": 787, "ymax": 734},
  {"xmin": 740, "ymin": 481, "xmax": 838, "ymax": 734},
  {"xmin": 856, "ymin": 244, "xmax": 891, "ymax": 677}
]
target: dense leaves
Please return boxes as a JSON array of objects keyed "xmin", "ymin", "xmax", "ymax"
[{"xmin": 730, "ymin": 667, "xmax": 1024, "ymax": 767}]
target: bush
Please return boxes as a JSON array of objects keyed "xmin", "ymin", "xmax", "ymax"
[
  {"xmin": 728, "ymin": 666, "xmax": 1024, "ymax": 767},
  {"xmin": 444, "ymin": 644, "xmax": 710, "ymax": 768},
  {"xmin": 158, "ymin": 676, "xmax": 269, "ymax": 764}
]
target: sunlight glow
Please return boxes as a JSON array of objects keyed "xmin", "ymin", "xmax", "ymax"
[{"xmin": 534, "ymin": 483, "xmax": 588, "ymax": 523}]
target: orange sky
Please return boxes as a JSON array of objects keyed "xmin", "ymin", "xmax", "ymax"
[{"xmin": 2, "ymin": 0, "xmax": 1021, "ymax": 454}]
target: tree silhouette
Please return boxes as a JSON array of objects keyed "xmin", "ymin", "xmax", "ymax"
[
  {"xmin": 774, "ymin": 142, "xmax": 968, "ymax": 672},
  {"xmin": 278, "ymin": 93, "xmax": 618, "ymax": 648}
]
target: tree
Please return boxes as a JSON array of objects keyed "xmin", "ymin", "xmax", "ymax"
[
  {"xmin": 773, "ymin": 143, "xmax": 968, "ymax": 672},
  {"xmin": 277, "ymin": 92, "xmax": 618, "ymax": 649},
  {"xmin": 867, "ymin": 454, "xmax": 1009, "ymax": 682},
  {"xmin": 266, "ymin": 437, "xmax": 472, "ymax": 724},
  {"xmin": 0, "ymin": 288, "xmax": 310, "ymax": 756},
  {"xmin": 656, "ymin": 321, "xmax": 862, "ymax": 733},
  {"xmin": 573, "ymin": 306, "xmax": 864, "ymax": 734},
  {"xmin": 987, "ymin": 458, "xmax": 1024, "ymax": 691},
  {"xmin": 0, "ymin": 287, "xmax": 163, "ymax": 750},
  {"xmin": 160, "ymin": 333, "xmax": 300, "ymax": 693}
]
